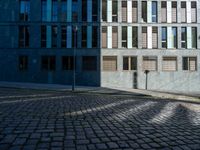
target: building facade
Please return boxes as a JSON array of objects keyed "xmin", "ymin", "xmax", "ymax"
[{"xmin": 0, "ymin": 0, "xmax": 200, "ymax": 92}]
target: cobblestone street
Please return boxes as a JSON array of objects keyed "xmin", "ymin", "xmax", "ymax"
[{"xmin": 0, "ymin": 88, "xmax": 200, "ymax": 150}]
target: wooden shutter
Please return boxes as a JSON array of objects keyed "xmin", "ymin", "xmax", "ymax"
[
  {"xmin": 112, "ymin": 27, "xmax": 118, "ymax": 48},
  {"xmin": 161, "ymin": 2, "xmax": 167, "ymax": 23},
  {"xmin": 163, "ymin": 57, "xmax": 177, "ymax": 71},
  {"xmin": 191, "ymin": 2, "xmax": 196, "ymax": 23},
  {"xmin": 189, "ymin": 57, "xmax": 197, "ymax": 71},
  {"xmin": 152, "ymin": 27, "xmax": 158, "ymax": 49},
  {"xmin": 122, "ymin": 1, "xmax": 127, "ymax": 22},
  {"xmin": 102, "ymin": 27, "xmax": 107, "ymax": 48},
  {"xmin": 181, "ymin": 2, "xmax": 186, "ymax": 22},
  {"xmin": 143, "ymin": 57, "xmax": 157, "ymax": 71},
  {"xmin": 172, "ymin": 2, "xmax": 177, "ymax": 22},
  {"xmin": 103, "ymin": 56, "xmax": 117, "ymax": 71},
  {"xmin": 132, "ymin": 1, "xmax": 137, "ymax": 22},
  {"xmin": 142, "ymin": 27, "xmax": 147, "ymax": 48}
]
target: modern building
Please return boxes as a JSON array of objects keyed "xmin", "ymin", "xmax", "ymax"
[{"xmin": 0, "ymin": 0, "xmax": 200, "ymax": 92}]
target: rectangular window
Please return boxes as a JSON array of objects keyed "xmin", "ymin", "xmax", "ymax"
[
  {"xmin": 52, "ymin": 26, "xmax": 58, "ymax": 48},
  {"xmin": 162, "ymin": 57, "xmax": 177, "ymax": 71},
  {"xmin": 192, "ymin": 27, "xmax": 197, "ymax": 49},
  {"xmin": 82, "ymin": 56, "xmax": 97, "ymax": 71},
  {"xmin": 142, "ymin": 27, "xmax": 147, "ymax": 48},
  {"xmin": 103, "ymin": 56, "xmax": 117, "ymax": 71},
  {"xmin": 41, "ymin": 25, "xmax": 47, "ymax": 48},
  {"xmin": 172, "ymin": 2, "xmax": 177, "ymax": 23},
  {"xmin": 183, "ymin": 57, "xmax": 197, "ymax": 71},
  {"xmin": 162, "ymin": 27, "xmax": 167, "ymax": 48},
  {"xmin": 62, "ymin": 56, "xmax": 74, "ymax": 70},
  {"xmin": 72, "ymin": 0, "xmax": 78, "ymax": 22},
  {"xmin": 132, "ymin": 27, "xmax": 138, "ymax": 48},
  {"xmin": 82, "ymin": 26, "xmax": 87, "ymax": 48},
  {"xmin": 41, "ymin": 0, "xmax": 47, "ymax": 21},
  {"xmin": 19, "ymin": 26, "xmax": 29, "ymax": 48},
  {"xmin": 112, "ymin": 27, "xmax": 118, "ymax": 48},
  {"xmin": 112, "ymin": 1, "xmax": 118, "ymax": 22},
  {"xmin": 41, "ymin": 56, "xmax": 56, "ymax": 71},
  {"xmin": 102, "ymin": 26, "xmax": 107, "ymax": 48},
  {"xmin": 142, "ymin": 1, "xmax": 147, "ymax": 22},
  {"xmin": 172, "ymin": 27, "xmax": 177, "ymax": 48},
  {"xmin": 143, "ymin": 56, "xmax": 157, "ymax": 71},
  {"xmin": 122, "ymin": 1, "xmax": 127, "ymax": 22},
  {"xmin": 82, "ymin": 0, "xmax": 87, "ymax": 21},
  {"xmin": 61, "ymin": 0, "xmax": 67, "ymax": 22},
  {"xmin": 191, "ymin": 2, "xmax": 197, "ymax": 23},
  {"xmin": 123, "ymin": 56, "xmax": 137, "ymax": 71},
  {"xmin": 92, "ymin": 26, "xmax": 98, "ymax": 48},
  {"xmin": 161, "ymin": 1, "xmax": 167, "ymax": 23},
  {"xmin": 152, "ymin": 27, "xmax": 158, "ymax": 49},
  {"xmin": 122, "ymin": 26, "xmax": 127, "ymax": 48},
  {"xmin": 152, "ymin": 1, "xmax": 157, "ymax": 22},
  {"xmin": 181, "ymin": 27, "xmax": 187, "ymax": 48},
  {"xmin": 19, "ymin": 56, "xmax": 28, "ymax": 71},
  {"xmin": 61, "ymin": 26, "xmax": 67, "ymax": 48},
  {"xmin": 92, "ymin": 0, "xmax": 98, "ymax": 21},
  {"xmin": 132, "ymin": 1, "xmax": 138, "ymax": 23},
  {"xmin": 19, "ymin": 0, "xmax": 30, "ymax": 21},
  {"xmin": 181, "ymin": 2, "xmax": 186, "ymax": 23},
  {"xmin": 102, "ymin": 0, "xmax": 107, "ymax": 21},
  {"xmin": 52, "ymin": 0, "xmax": 58, "ymax": 21}
]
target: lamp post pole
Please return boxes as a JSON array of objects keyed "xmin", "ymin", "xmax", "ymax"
[{"xmin": 72, "ymin": 25, "xmax": 78, "ymax": 91}]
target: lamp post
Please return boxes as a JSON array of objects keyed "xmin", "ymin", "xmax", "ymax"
[
  {"xmin": 72, "ymin": 25, "xmax": 78, "ymax": 91},
  {"xmin": 144, "ymin": 70, "xmax": 150, "ymax": 90}
]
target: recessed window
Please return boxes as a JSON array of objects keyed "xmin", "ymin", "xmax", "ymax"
[
  {"xmin": 102, "ymin": 26, "xmax": 107, "ymax": 48},
  {"xmin": 162, "ymin": 27, "xmax": 167, "ymax": 48},
  {"xmin": 112, "ymin": 1, "xmax": 118, "ymax": 22},
  {"xmin": 122, "ymin": 26, "xmax": 127, "ymax": 48},
  {"xmin": 19, "ymin": 56, "xmax": 28, "ymax": 71},
  {"xmin": 92, "ymin": 0, "xmax": 98, "ymax": 21},
  {"xmin": 82, "ymin": 26, "xmax": 87, "ymax": 48},
  {"xmin": 41, "ymin": 25, "xmax": 47, "ymax": 48},
  {"xmin": 152, "ymin": 1, "xmax": 157, "ymax": 22},
  {"xmin": 62, "ymin": 56, "xmax": 74, "ymax": 70},
  {"xmin": 143, "ymin": 56, "xmax": 157, "ymax": 71},
  {"xmin": 132, "ymin": 27, "xmax": 138, "ymax": 48},
  {"xmin": 161, "ymin": 1, "xmax": 167, "ymax": 23},
  {"xmin": 52, "ymin": 26, "xmax": 58, "ymax": 48},
  {"xmin": 19, "ymin": 0, "xmax": 30, "ymax": 21},
  {"xmin": 172, "ymin": 2, "xmax": 177, "ymax": 23},
  {"xmin": 141, "ymin": 1, "xmax": 147, "ymax": 22},
  {"xmin": 123, "ymin": 56, "xmax": 137, "ymax": 71},
  {"xmin": 102, "ymin": 0, "xmax": 107, "ymax": 21},
  {"xmin": 152, "ymin": 27, "xmax": 158, "ymax": 49},
  {"xmin": 61, "ymin": 0, "xmax": 67, "ymax": 22},
  {"xmin": 181, "ymin": 2, "xmax": 186, "ymax": 23},
  {"xmin": 183, "ymin": 57, "xmax": 197, "ymax": 71},
  {"xmin": 181, "ymin": 27, "xmax": 187, "ymax": 48},
  {"xmin": 41, "ymin": 0, "xmax": 47, "ymax": 21},
  {"xmin": 82, "ymin": 56, "xmax": 97, "ymax": 71},
  {"xmin": 19, "ymin": 26, "xmax": 29, "ymax": 48},
  {"xmin": 52, "ymin": 0, "xmax": 58, "ymax": 21},
  {"xmin": 192, "ymin": 27, "xmax": 197, "ymax": 49},
  {"xmin": 122, "ymin": 1, "xmax": 127, "ymax": 22},
  {"xmin": 112, "ymin": 27, "xmax": 118, "ymax": 48},
  {"xmin": 172, "ymin": 27, "xmax": 177, "ymax": 49},
  {"xmin": 162, "ymin": 57, "xmax": 177, "ymax": 71},
  {"xmin": 92, "ymin": 26, "xmax": 98, "ymax": 48},
  {"xmin": 142, "ymin": 27, "xmax": 147, "ymax": 49},
  {"xmin": 61, "ymin": 26, "xmax": 67, "ymax": 48},
  {"xmin": 103, "ymin": 56, "xmax": 117, "ymax": 71},
  {"xmin": 132, "ymin": 1, "xmax": 138, "ymax": 23},
  {"xmin": 41, "ymin": 56, "xmax": 56, "ymax": 71},
  {"xmin": 191, "ymin": 2, "xmax": 197, "ymax": 23}
]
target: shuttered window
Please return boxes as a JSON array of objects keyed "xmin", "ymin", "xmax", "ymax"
[
  {"xmin": 161, "ymin": 1, "xmax": 167, "ymax": 23},
  {"xmin": 162, "ymin": 57, "xmax": 177, "ymax": 71},
  {"xmin": 132, "ymin": 1, "xmax": 138, "ymax": 22},
  {"xmin": 132, "ymin": 27, "xmax": 138, "ymax": 48},
  {"xmin": 112, "ymin": 26, "xmax": 118, "ymax": 48},
  {"xmin": 152, "ymin": 27, "xmax": 158, "ymax": 49},
  {"xmin": 172, "ymin": 2, "xmax": 177, "ymax": 23},
  {"xmin": 181, "ymin": 2, "xmax": 186, "ymax": 23},
  {"xmin": 103, "ymin": 56, "xmax": 117, "ymax": 71},
  {"xmin": 102, "ymin": 26, "xmax": 107, "ymax": 48},
  {"xmin": 143, "ymin": 56, "xmax": 157, "ymax": 71},
  {"xmin": 122, "ymin": 1, "xmax": 127, "ymax": 22},
  {"xmin": 191, "ymin": 2, "xmax": 197, "ymax": 23},
  {"xmin": 142, "ymin": 27, "xmax": 147, "ymax": 49},
  {"xmin": 183, "ymin": 57, "xmax": 197, "ymax": 71}
]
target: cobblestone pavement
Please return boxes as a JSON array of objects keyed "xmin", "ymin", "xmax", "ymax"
[{"xmin": 0, "ymin": 88, "xmax": 200, "ymax": 150}]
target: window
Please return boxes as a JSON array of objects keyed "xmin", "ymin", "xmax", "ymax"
[
  {"xmin": 61, "ymin": 26, "xmax": 67, "ymax": 48},
  {"xmin": 72, "ymin": 0, "xmax": 78, "ymax": 22},
  {"xmin": 52, "ymin": 26, "xmax": 58, "ymax": 48},
  {"xmin": 102, "ymin": 26, "xmax": 107, "ymax": 48},
  {"xmin": 82, "ymin": 26, "xmax": 87, "ymax": 48},
  {"xmin": 191, "ymin": 2, "xmax": 197, "ymax": 23},
  {"xmin": 112, "ymin": 27, "xmax": 118, "ymax": 48},
  {"xmin": 103, "ymin": 56, "xmax": 117, "ymax": 71},
  {"xmin": 162, "ymin": 57, "xmax": 177, "ymax": 71},
  {"xmin": 192, "ymin": 27, "xmax": 197, "ymax": 49},
  {"xmin": 161, "ymin": 1, "xmax": 167, "ymax": 23},
  {"xmin": 41, "ymin": 56, "xmax": 56, "ymax": 71},
  {"xmin": 162, "ymin": 27, "xmax": 167, "ymax": 48},
  {"xmin": 19, "ymin": 56, "xmax": 28, "ymax": 71},
  {"xmin": 82, "ymin": 56, "xmax": 97, "ymax": 71},
  {"xmin": 92, "ymin": 0, "xmax": 98, "ymax": 21},
  {"xmin": 181, "ymin": 2, "xmax": 186, "ymax": 23},
  {"xmin": 41, "ymin": 25, "xmax": 47, "ymax": 48},
  {"xmin": 61, "ymin": 0, "xmax": 67, "ymax": 22},
  {"xmin": 183, "ymin": 57, "xmax": 197, "ymax": 71},
  {"xmin": 19, "ymin": 26, "xmax": 29, "ymax": 48},
  {"xmin": 52, "ymin": 0, "xmax": 58, "ymax": 21},
  {"xmin": 123, "ymin": 56, "xmax": 137, "ymax": 71},
  {"xmin": 112, "ymin": 1, "xmax": 118, "ymax": 22},
  {"xmin": 102, "ymin": 0, "xmax": 107, "ymax": 21},
  {"xmin": 41, "ymin": 0, "xmax": 47, "ymax": 21},
  {"xmin": 152, "ymin": 27, "xmax": 158, "ymax": 49},
  {"xmin": 172, "ymin": 2, "xmax": 177, "ymax": 23},
  {"xmin": 82, "ymin": 0, "xmax": 87, "ymax": 21},
  {"xmin": 143, "ymin": 56, "xmax": 157, "ymax": 71},
  {"xmin": 132, "ymin": 1, "xmax": 138, "ymax": 23},
  {"xmin": 172, "ymin": 27, "xmax": 177, "ymax": 48},
  {"xmin": 92, "ymin": 26, "xmax": 98, "ymax": 48},
  {"xmin": 122, "ymin": 26, "xmax": 127, "ymax": 48},
  {"xmin": 152, "ymin": 1, "xmax": 157, "ymax": 22},
  {"xmin": 122, "ymin": 1, "xmax": 127, "ymax": 22},
  {"xmin": 181, "ymin": 27, "xmax": 187, "ymax": 48},
  {"xmin": 62, "ymin": 56, "xmax": 74, "ymax": 70},
  {"xmin": 132, "ymin": 27, "xmax": 138, "ymax": 48},
  {"xmin": 19, "ymin": 0, "xmax": 30, "ymax": 21},
  {"xmin": 142, "ymin": 27, "xmax": 147, "ymax": 48},
  {"xmin": 142, "ymin": 1, "xmax": 147, "ymax": 22}
]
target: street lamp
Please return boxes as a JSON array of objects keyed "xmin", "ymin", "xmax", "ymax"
[
  {"xmin": 72, "ymin": 25, "xmax": 78, "ymax": 91},
  {"xmin": 144, "ymin": 70, "xmax": 150, "ymax": 90}
]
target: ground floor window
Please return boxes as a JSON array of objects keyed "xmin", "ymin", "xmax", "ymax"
[
  {"xmin": 162, "ymin": 57, "xmax": 177, "ymax": 71},
  {"xmin": 103, "ymin": 56, "xmax": 117, "ymax": 71},
  {"xmin": 62, "ymin": 56, "xmax": 74, "ymax": 70},
  {"xmin": 183, "ymin": 57, "xmax": 197, "ymax": 71},
  {"xmin": 82, "ymin": 56, "xmax": 97, "ymax": 71},
  {"xmin": 123, "ymin": 56, "xmax": 137, "ymax": 71},
  {"xmin": 41, "ymin": 56, "xmax": 56, "ymax": 71},
  {"xmin": 19, "ymin": 55, "xmax": 28, "ymax": 71},
  {"xmin": 143, "ymin": 56, "xmax": 157, "ymax": 71}
]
